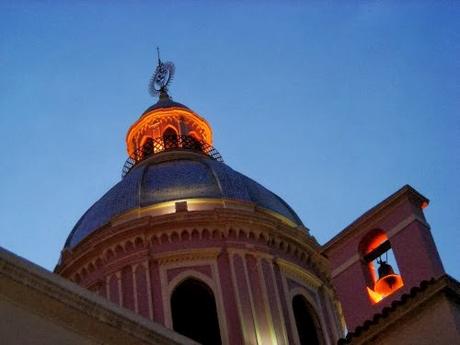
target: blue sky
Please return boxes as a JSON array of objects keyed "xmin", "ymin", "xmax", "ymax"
[{"xmin": 1, "ymin": 1, "xmax": 458, "ymax": 279}]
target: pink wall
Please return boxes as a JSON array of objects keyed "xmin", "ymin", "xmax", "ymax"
[
  {"xmin": 57, "ymin": 211, "xmax": 344, "ymax": 345},
  {"xmin": 324, "ymin": 188, "xmax": 445, "ymax": 331}
]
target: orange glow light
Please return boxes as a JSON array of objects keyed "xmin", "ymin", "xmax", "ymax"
[
  {"xmin": 374, "ymin": 274, "xmax": 404, "ymax": 296},
  {"xmin": 367, "ymin": 286, "xmax": 384, "ymax": 304},
  {"xmin": 367, "ymin": 274, "xmax": 404, "ymax": 304},
  {"xmin": 364, "ymin": 232, "xmax": 388, "ymax": 255},
  {"xmin": 126, "ymin": 107, "xmax": 213, "ymax": 156}
]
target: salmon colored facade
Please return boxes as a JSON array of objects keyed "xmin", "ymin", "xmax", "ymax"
[{"xmin": 323, "ymin": 185, "xmax": 445, "ymax": 331}]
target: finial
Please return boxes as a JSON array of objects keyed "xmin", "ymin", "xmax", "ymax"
[{"xmin": 149, "ymin": 48, "xmax": 175, "ymax": 99}]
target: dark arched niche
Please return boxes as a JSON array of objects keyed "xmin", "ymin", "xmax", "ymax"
[
  {"xmin": 163, "ymin": 127, "xmax": 178, "ymax": 149},
  {"xmin": 188, "ymin": 133, "xmax": 203, "ymax": 151},
  {"xmin": 292, "ymin": 294, "xmax": 321, "ymax": 345},
  {"xmin": 171, "ymin": 278, "xmax": 222, "ymax": 345},
  {"xmin": 142, "ymin": 138, "xmax": 154, "ymax": 158}
]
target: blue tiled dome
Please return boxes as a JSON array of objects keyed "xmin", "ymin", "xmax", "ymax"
[{"xmin": 65, "ymin": 153, "xmax": 303, "ymax": 248}]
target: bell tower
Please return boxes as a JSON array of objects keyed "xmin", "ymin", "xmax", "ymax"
[{"xmin": 323, "ymin": 185, "xmax": 445, "ymax": 331}]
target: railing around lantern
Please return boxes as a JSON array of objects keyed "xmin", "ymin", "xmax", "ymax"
[{"xmin": 122, "ymin": 135, "xmax": 223, "ymax": 178}]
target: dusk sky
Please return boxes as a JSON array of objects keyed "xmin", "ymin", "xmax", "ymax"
[{"xmin": 1, "ymin": 1, "xmax": 458, "ymax": 279}]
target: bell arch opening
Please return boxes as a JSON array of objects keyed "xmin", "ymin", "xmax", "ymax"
[
  {"xmin": 292, "ymin": 294, "xmax": 321, "ymax": 345},
  {"xmin": 163, "ymin": 127, "xmax": 178, "ymax": 149},
  {"xmin": 170, "ymin": 278, "xmax": 222, "ymax": 345},
  {"xmin": 141, "ymin": 137, "xmax": 154, "ymax": 158},
  {"xmin": 359, "ymin": 229, "xmax": 404, "ymax": 304}
]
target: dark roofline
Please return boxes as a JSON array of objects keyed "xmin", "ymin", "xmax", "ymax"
[
  {"xmin": 322, "ymin": 184, "xmax": 429, "ymax": 252},
  {"xmin": 142, "ymin": 99, "xmax": 191, "ymax": 116},
  {"xmin": 337, "ymin": 274, "xmax": 460, "ymax": 344}
]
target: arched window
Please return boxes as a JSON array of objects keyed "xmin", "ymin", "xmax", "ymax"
[
  {"xmin": 163, "ymin": 127, "xmax": 178, "ymax": 149},
  {"xmin": 171, "ymin": 278, "xmax": 222, "ymax": 345},
  {"xmin": 292, "ymin": 295, "xmax": 321, "ymax": 345},
  {"xmin": 142, "ymin": 138, "xmax": 154, "ymax": 158},
  {"xmin": 188, "ymin": 133, "xmax": 203, "ymax": 151}
]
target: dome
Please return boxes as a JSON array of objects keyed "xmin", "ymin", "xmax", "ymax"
[
  {"xmin": 141, "ymin": 97, "xmax": 191, "ymax": 116},
  {"xmin": 65, "ymin": 152, "xmax": 303, "ymax": 248}
]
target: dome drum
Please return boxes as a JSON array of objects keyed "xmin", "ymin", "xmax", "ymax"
[{"xmin": 56, "ymin": 205, "xmax": 341, "ymax": 345}]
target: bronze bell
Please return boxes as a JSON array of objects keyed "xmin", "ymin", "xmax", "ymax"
[
  {"xmin": 372, "ymin": 258, "xmax": 404, "ymax": 298},
  {"xmin": 377, "ymin": 261, "xmax": 396, "ymax": 289}
]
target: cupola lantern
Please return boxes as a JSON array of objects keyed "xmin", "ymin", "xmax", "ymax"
[{"xmin": 123, "ymin": 51, "xmax": 217, "ymax": 177}]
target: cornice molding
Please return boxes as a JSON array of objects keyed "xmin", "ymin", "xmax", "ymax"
[
  {"xmin": 323, "ymin": 185, "xmax": 429, "ymax": 253},
  {"xmin": 152, "ymin": 247, "xmax": 222, "ymax": 265},
  {"xmin": 330, "ymin": 214, "xmax": 430, "ymax": 279},
  {"xmin": 276, "ymin": 258, "xmax": 323, "ymax": 289},
  {"xmin": 57, "ymin": 207, "xmax": 324, "ymax": 278}
]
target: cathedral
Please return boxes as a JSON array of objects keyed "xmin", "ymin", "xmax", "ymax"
[{"xmin": 0, "ymin": 56, "xmax": 458, "ymax": 345}]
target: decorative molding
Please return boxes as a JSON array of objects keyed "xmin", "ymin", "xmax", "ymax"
[
  {"xmin": 144, "ymin": 260, "xmax": 154, "ymax": 320},
  {"xmin": 288, "ymin": 286, "xmax": 328, "ymax": 345},
  {"xmin": 387, "ymin": 214, "xmax": 430, "ymax": 238},
  {"xmin": 313, "ymin": 289, "xmax": 333, "ymax": 345},
  {"xmin": 132, "ymin": 263, "xmax": 139, "ymax": 314},
  {"xmin": 269, "ymin": 260, "xmax": 289, "ymax": 345},
  {"xmin": 276, "ymin": 258, "xmax": 323, "ymax": 290},
  {"xmin": 258, "ymin": 257, "xmax": 280, "ymax": 345},
  {"xmin": 330, "ymin": 254, "xmax": 360, "ymax": 279},
  {"xmin": 229, "ymin": 252, "xmax": 250, "ymax": 344},
  {"xmin": 281, "ymin": 270, "xmax": 301, "ymax": 345},
  {"xmin": 323, "ymin": 185, "xmax": 429, "ymax": 252},
  {"xmin": 227, "ymin": 247, "xmax": 273, "ymax": 261},
  {"xmin": 152, "ymin": 247, "xmax": 222, "ymax": 265},
  {"xmin": 58, "ymin": 207, "xmax": 324, "ymax": 281},
  {"xmin": 321, "ymin": 286, "xmax": 347, "ymax": 339},
  {"xmin": 242, "ymin": 253, "xmax": 263, "ymax": 345}
]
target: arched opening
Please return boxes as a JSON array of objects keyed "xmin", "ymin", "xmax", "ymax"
[
  {"xmin": 142, "ymin": 138, "xmax": 154, "ymax": 158},
  {"xmin": 292, "ymin": 295, "xmax": 321, "ymax": 345},
  {"xmin": 163, "ymin": 127, "xmax": 178, "ymax": 149},
  {"xmin": 359, "ymin": 229, "xmax": 403, "ymax": 303},
  {"xmin": 188, "ymin": 132, "xmax": 203, "ymax": 152},
  {"xmin": 171, "ymin": 278, "xmax": 222, "ymax": 345}
]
